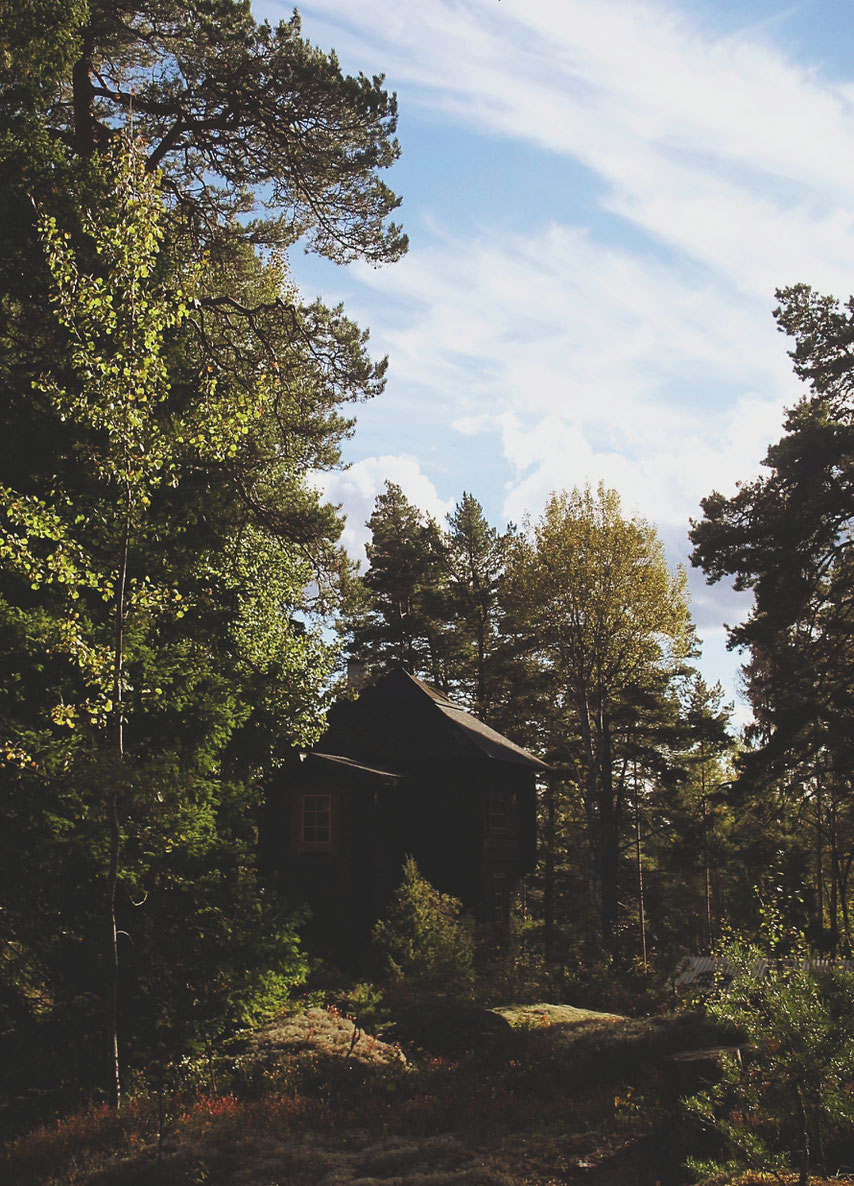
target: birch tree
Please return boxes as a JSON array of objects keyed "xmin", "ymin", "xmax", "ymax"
[{"xmin": 503, "ymin": 484, "xmax": 694, "ymax": 950}]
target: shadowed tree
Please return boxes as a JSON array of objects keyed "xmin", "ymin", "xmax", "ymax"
[
  {"xmin": 444, "ymin": 492, "xmax": 507, "ymax": 719},
  {"xmin": 691, "ymin": 283, "xmax": 854, "ymax": 950},
  {"xmin": 346, "ymin": 482, "xmax": 449, "ymax": 682}
]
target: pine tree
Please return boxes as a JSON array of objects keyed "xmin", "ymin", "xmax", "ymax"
[
  {"xmin": 691, "ymin": 283, "xmax": 854, "ymax": 950},
  {"xmin": 347, "ymin": 482, "xmax": 449, "ymax": 682},
  {"xmin": 372, "ymin": 856, "xmax": 475, "ymax": 998},
  {"xmin": 445, "ymin": 492, "xmax": 506, "ymax": 718},
  {"xmin": 0, "ymin": 139, "xmax": 328, "ymax": 1110}
]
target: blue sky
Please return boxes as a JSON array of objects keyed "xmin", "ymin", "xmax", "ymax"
[{"xmin": 257, "ymin": 0, "xmax": 854, "ymax": 719}]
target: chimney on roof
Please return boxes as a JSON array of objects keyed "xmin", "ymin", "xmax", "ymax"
[{"xmin": 347, "ymin": 658, "xmax": 368, "ymax": 691}]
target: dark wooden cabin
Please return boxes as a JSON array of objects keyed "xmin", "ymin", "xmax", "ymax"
[{"xmin": 266, "ymin": 667, "xmax": 548, "ymax": 960}]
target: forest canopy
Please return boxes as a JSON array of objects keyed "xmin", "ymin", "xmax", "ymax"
[{"xmin": 0, "ymin": 0, "xmax": 405, "ymax": 1115}]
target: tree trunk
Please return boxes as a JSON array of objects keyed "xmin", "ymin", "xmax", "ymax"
[
  {"xmin": 543, "ymin": 778, "xmax": 555, "ymax": 962},
  {"xmin": 702, "ymin": 794, "xmax": 712, "ymax": 950},
  {"xmin": 599, "ymin": 806, "xmax": 620, "ymax": 950},
  {"xmin": 699, "ymin": 736, "xmax": 712, "ymax": 950},
  {"xmin": 597, "ymin": 700, "xmax": 619, "ymax": 949},
  {"xmin": 107, "ymin": 785, "xmax": 121, "ymax": 1111},
  {"xmin": 796, "ymin": 1085, "xmax": 811, "ymax": 1186},
  {"xmin": 816, "ymin": 780, "xmax": 824, "ymax": 945},
  {"xmin": 476, "ymin": 617, "xmax": 487, "ymax": 721},
  {"xmin": 635, "ymin": 778, "xmax": 647, "ymax": 970},
  {"xmin": 839, "ymin": 853, "xmax": 853, "ymax": 952},
  {"xmin": 830, "ymin": 793, "xmax": 839, "ymax": 958},
  {"xmin": 583, "ymin": 789, "xmax": 604, "ymax": 949},
  {"xmin": 72, "ymin": 30, "xmax": 97, "ymax": 155},
  {"xmin": 108, "ymin": 494, "xmax": 131, "ymax": 1110},
  {"xmin": 577, "ymin": 691, "xmax": 604, "ymax": 949}
]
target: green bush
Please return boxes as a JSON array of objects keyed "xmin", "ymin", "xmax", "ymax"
[
  {"xmin": 685, "ymin": 937, "xmax": 854, "ymax": 1186},
  {"xmin": 372, "ymin": 857, "xmax": 475, "ymax": 998}
]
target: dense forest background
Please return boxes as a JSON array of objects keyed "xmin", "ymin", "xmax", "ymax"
[{"xmin": 3, "ymin": 2, "xmax": 854, "ymax": 1169}]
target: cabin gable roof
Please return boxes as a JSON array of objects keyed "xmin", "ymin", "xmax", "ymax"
[{"xmin": 320, "ymin": 667, "xmax": 550, "ymax": 773}]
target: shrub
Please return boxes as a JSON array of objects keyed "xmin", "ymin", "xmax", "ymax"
[
  {"xmin": 685, "ymin": 937, "xmax": 854, "ymax": 1186},
  {"xmin": 372, "ymin": 857, "xmax": 475, "ymax": 998}
]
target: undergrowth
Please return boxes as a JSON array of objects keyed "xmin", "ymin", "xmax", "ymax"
[{"xmin": 1, "ymin": 1000, "xmax": 713, "ymax": 1186}]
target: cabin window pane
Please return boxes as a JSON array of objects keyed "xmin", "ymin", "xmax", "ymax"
[{"xmin": 301, "ymin": 794, "xmax": 332, "ymax": 846}]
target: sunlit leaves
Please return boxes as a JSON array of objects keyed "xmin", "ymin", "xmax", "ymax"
[
  {"xmin": 507, "ymin": 484, "xmax": 692, "ymax": 688},
  {"xmin": 0, "ymin": 136, "xmax": 279, "ymax": 755},
  {"xmin": 502, "ymin": 482, "xmax": 695, "ymax": 948},
  {"xmin": 34, "ymin": 139, "xmax": 268, "ymax": 502}
]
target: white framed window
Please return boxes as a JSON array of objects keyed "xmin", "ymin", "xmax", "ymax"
[{"xmin": 300, "ymin": 793, "xmax": 332, "ymax": 849}]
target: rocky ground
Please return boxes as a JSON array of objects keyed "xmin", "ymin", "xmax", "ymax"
[
  {"xmin": 114, "ymin": 1125, "xmax": 668, "ymax": 1186},
  {"xmin": 82, "ymin": 1004, "xmax": 703, "ymax": 1185},
  {"xmin": 233, "ymin": 1006, "xmax": 409, "ymax": 1070},
  {"xmin": 8, "ymin": 1003, "xmax": 854, "ymax": 1186}
]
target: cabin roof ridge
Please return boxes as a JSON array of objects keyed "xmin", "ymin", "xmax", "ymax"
[{"xmin": 389, "ymin": 666, "xmax": 551, "ymax": 771}]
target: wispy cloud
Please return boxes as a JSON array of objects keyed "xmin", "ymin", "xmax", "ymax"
[
  {"xmin": 264, "ymin": 0, "xmax": 854, "ymax": 714},
  {"xmin": 284, "ymin": 0, "xmax": 854, "ymax": 492},
  {"xmin": 291, "ymin": 0, "xmax": 854, "ymax": 290},
  {"xmin": 348, "ymin": 220, "xmax": 793, "ymax": 529},
  {"xmin": 314, "ymin": 456, "xmax": 454, "ymax": 563}
]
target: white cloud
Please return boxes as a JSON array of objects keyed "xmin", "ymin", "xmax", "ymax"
[
  {"xmin": 495, "ymin": 389, "xmax": 786, "ymax": 532},
  {"xmin": 268, "ymin": 0, "xmax": 854, "ymax": 716},
  {"xmin": 288, "ymin": 0, "xmax": 854, "ymax": 297},
  {"xmin": 344, "ymin": 218, "xmax": 795, "ymax": 530},
  {"xmin": 314, "ymin": 456, "xmax": 454, "ymax": 563}
]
